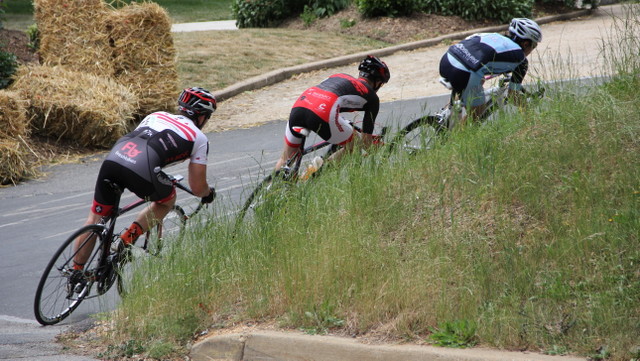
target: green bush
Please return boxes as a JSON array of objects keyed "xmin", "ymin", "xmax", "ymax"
[
  {"xmin": 421, "ymin": 0, "xmax": 533, "ymax": 22},
  {"xmin": 0, "ymin": 48, "xmax": 18, "ymax": 89},
  {"xmin": 232, "ymin": 0, "xmax": 292, "ymax": 27},
  {"xmin": 537, "ymin": 0, "xmax": 599, "ymax": 9},
  {"xmin": 307, "ymin": 0, "xmax": 351, "ymax": 18},
  {"xmin": 234, "ymin": 0, "xmax": 348, "ymax": 28},
  {"xmin": 356, "ymin": 0, "xmax": 420, "ymax": 17}
]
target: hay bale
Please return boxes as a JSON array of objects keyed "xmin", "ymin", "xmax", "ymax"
[
  {"xmin": 0, "ymin": 137, "xmax": 37, "ymax": 186},
  {"xmin": 10, "ymin": 65, "xmax": 137, "ymax": 148},
  {"xmin": 0, "ymin": 90, "xmax": 30, "ymax": 139},
  {"xmin": 105, "ymin": 2, "xmax": 178, "ymax": 116},
  {"xmin": 34, "ymin": 0, "xmax": 113, "ymax": 75}
]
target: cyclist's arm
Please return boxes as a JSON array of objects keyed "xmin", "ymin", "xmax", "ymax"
[{"xmin": 188, "ymin": 162, "xmax": 211, "ymax": 197}]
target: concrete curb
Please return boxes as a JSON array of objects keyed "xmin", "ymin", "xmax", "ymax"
[
  {"xmin": 190, "ymin": 330, "xmax": 587, "ymax": 361},
  {"xmin": 213, "ymin": 9, "xmax": 593, "ymax": 101}
]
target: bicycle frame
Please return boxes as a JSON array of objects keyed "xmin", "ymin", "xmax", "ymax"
[{"xmin": 90, "ymin": 171, "xmax": 198, "ymax": 293}]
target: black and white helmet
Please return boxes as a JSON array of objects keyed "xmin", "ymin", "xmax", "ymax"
[
  {"xmin": 509, "ymin": 18, "xmax": 543, "ymax": 43},
  {"xmin": 178, "ymin": 87, "xmax": 217, "ymax": 121}
]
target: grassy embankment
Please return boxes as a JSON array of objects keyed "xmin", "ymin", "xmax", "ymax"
[{"xmin": 110, "ymin": 6, "xmax": 640, "ymax": 361}]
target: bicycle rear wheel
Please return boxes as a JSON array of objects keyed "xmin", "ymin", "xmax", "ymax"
[
  {"xmin": 34, "ymin": 224, "xmax": 107, "ymax": 325},
  {"xmin": 391, "ymin": 116, "xmax": 444, "ymax": 154}
]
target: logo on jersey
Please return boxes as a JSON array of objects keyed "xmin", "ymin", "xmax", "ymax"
[
  {"xmin": 350, "ymin": 79, "xmax": 369, "ymax": 94},
  {"xmin": 121, "ymin": 142, "xmax": 142, "ymax": 158},
  {"xmin": 114, "ymin": 141, "xmax": 142, "ymax": 164},
  {"xmin": 318, "ymin": 103, "xmax": 326, "ymax": 112}
]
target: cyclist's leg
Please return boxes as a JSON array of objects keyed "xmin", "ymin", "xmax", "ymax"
[
  {"xmin": 275, "ymin": 108, "xmax": 309, "ymax": 171},
  {"xmin": 73, "ymin": 161, "xmax": 119, "ymax": 271},
  {"xmin": 322, "ymin": 104, "xmax": 354, "ymax": 163},
  {"xmin": 461, "ymin": 72, "xmax": 487, "ymax": 121},
  {"xmin": 122, "ymin": 172, "xmax": 177, "ymax": 246},
  {"xmin": 440, "ymin": 54, "xmax": 488, "ymax": 124}
]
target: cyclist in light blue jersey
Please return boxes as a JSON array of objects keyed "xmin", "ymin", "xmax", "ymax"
[{"xmin": 439, "ymin": 18, "xmax": 543, "ymax": 121}]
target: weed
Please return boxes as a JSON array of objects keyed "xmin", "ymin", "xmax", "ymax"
[
  {"xmin": 545, "ymin": 344, "xmax": 569, "ymax": 356},
  {"xmin": 97, "ymin": 339, "xmax": 145, "ymax": 359},
  {"xmin": 429, "ymin": 320, "xmax": 478, "ymax": 348},
  {"xmin": 340, "ymin": 18, "xmax": 356, "ymax": 28},
  {"xmin": 301, "ymin": 5, "xmax": 317, "ymax": 27},
  {"xmin": 299, "ymin": 301, "xmax": 345, "ymax": 335},
  {"xmin": 26, "ymin": 23, "xmax": 38, "ymax": 51}
]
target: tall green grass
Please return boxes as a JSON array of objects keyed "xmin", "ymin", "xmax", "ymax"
[{"xmin": 110, "ymin": 6, "xmax": 640, "ymax": 360}]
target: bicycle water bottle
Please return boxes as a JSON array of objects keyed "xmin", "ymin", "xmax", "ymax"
[{"xmin": 301, "ymin": 156, "xmax": 324, "ymax": 180}]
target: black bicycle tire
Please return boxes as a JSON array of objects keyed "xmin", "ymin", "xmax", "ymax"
[
  {"xmin": 237, "ymin": 173, "xmax": 275, "ymax": 222},
  {"xmin": 149, "ymin": 205, "xmax": 187, "ymax": 255},
  {"xmin": 34, "ymin": 224, "xmax": 106, "ymax": 325},
  {"xmin": 116, "ymin": 205, "xmax": 188, "ymax": 295},
  {"xmin": 388, "ymin": 116, "xmax": 443, "ymax": 153}
]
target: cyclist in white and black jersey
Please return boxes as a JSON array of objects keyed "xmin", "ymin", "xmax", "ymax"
[
  {"xmin": 72, "ymin": 87, "xmax": 217, "ymax": 271},
  {"xmin": 439, "ymin": 18, "xmax": 543, "ymax": 121}
]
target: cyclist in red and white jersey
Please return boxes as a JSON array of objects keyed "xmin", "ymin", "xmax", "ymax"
[
  {"xmin": 275, "ymin": 55, "xmax": 390, "ymax": 170},
  {"xmin": 72, "ymin": 87, "xmax": 217, "ymax": 269}
]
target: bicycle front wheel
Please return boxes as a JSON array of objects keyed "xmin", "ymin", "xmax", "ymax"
[
  {"xmin": 237, "ymin": 172, "xmax": 292, "ymax": 223},
  {"xmin": 117, "ymin": 206, "xmax": 187, "ymax": 295},
  {"xmin": 391, "ymin": 116, "xmax": 443, "ymax": 154},
  {"xmin": 34, "ymin": 224, "xmax": 107, "ymax": 325},
  {"xmin": 145, "ymin": 205, "xmax": 187, "ymax": 256}
]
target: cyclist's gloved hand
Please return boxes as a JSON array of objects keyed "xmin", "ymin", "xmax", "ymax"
[{"xmin": 201, "ymin": 187, "xmax": 216, "ymax": 204}]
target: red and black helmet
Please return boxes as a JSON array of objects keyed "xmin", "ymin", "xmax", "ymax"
[
  {"xmin": 178, "ymin": 87, "xmax": 217, "ymax": 120},
  {"xmin": 358, "ymin": 55, "xmax": 391, "ymax": 84}
]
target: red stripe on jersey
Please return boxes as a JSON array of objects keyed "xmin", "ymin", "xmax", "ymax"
[{"xmin": 156, "ymin": 113, "xmax": 196, "ymax": 141}]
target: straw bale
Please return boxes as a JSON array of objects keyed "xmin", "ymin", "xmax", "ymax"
[
  {"xmin": 0, "ymin": 136, "xmax": 37, "ymax": 186},
  {"xmin": 34, "ymin": 0, "xmax": 113, "ymax": 75},
  {"xmin": 0, "ymin": 90, "xmax": 30, "ymax": 139},
  {"xmin": 10, "ymin": 65, "xmax": 137, "ymax": 148},
  {"xmin": 105, "ymin": 2, "xmax": 178, "ymax": 116}
]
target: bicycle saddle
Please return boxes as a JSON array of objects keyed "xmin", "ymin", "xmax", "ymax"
[{"xmin": 439, "ymin": 77, "xmax": 453, "ymax": 90}]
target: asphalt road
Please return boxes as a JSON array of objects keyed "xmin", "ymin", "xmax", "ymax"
[{"xmin": 0, "ymin": 95, "xmax": 443, "ymax": 360}]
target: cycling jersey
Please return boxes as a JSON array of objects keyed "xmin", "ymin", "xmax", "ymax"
[
  {"xmin": 91, "ymin": 112, "xmax": 209, "ymax": 216},
  {"xmin": 440, "ymin": 33, "xmax": 528, "ymax": 107},
  {"xmin": 285, "ymin": 74, "xmax": 380, "ymax": 147}
]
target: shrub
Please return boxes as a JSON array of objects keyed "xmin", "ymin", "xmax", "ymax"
[
  {"xmin": 232, "ymin": 0, "xmax": 292, "ymax": 28},
  {"xmin": 421, "ymin": 0, "xmax": 533, "ymax": 22},
  {"xmin": 300, "ymin": 5, "xmax": 317, "ymax": 26},
  {"xmin": 537, "ymin": 0, "xmax": 599, "ymax": 10},
  {"xmin": 307, "ymin": 0, "xmax": 351, "ymax": 18},
  {"xmin": 356, "ymin": 0, "xmax": 420, "ymax": 17},
  {"xmin": 0, "ymin": 48, "xmax": 17, "ymax": 89}
]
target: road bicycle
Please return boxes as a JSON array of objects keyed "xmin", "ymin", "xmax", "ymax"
[
  {"xmin": 33, "ymin": 168, "xmax": 207, "ymax": 326},
  {"xmin": 237, "ymin": 123, "xmax": 388, "ymax": 222},
  {"xmin": 392, "ymin": 73, "xmax": 545, "ymax": 153}
]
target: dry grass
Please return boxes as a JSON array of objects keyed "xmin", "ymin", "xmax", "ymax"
[{"xmin": 174, "ymin": 28, "xmax": 389, "ymax": 91}]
